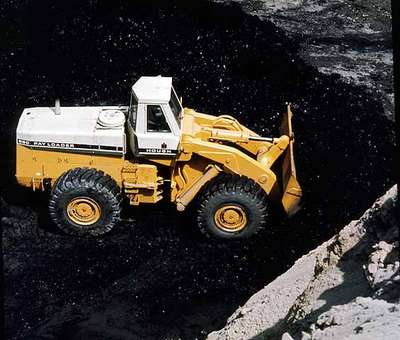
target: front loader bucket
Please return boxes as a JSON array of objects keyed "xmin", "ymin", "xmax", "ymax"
[{"xmin": 280, "ymin": 104, "xmax": 302, "ymax": 217}]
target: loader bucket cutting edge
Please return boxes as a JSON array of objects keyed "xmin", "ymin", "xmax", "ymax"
[{"xmin": 280, "ymin": 104, "xmax": 302, "ymax": 217}]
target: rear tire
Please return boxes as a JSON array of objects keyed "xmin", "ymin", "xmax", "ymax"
[
  {"xmin": 49, "ymin": 168, "xmax": 122, "ymax": 236},
  {"xmin": 197, "ymin": 174, "xmax": 268, "ymax": 239}
]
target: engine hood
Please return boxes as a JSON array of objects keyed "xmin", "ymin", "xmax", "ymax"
[{"xmin": 16, "ymin": 106, "xmax": 128, "ymax": 154}]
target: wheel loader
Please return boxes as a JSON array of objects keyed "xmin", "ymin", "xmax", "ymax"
[{"xmin": 15, "ymin": 76, "xmax": 302, "ymax": 239}]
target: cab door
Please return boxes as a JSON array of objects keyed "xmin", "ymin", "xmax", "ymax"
[{"xmin": 136, "ymin": 104, "xmax": 180, "ymax": 156}]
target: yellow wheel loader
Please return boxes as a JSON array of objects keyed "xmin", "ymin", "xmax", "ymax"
[{"xmin": 15, "ymin": 76, "xmax": 302, "ymax": 239}]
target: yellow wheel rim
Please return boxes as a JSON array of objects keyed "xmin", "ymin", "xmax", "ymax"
[
  {"xmin": 214, "ymin": 204, "xmax": 248, "ymax": 232},
  {"xmin": 66, "ymin": 197, "xmax": 101, "ymax": 226}
]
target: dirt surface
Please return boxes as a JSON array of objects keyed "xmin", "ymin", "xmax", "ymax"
[
  {"xmin": 208, "ymin": 185, "xmax": 399, "ymax": 339},
  {"xmin": 0, "ymin": 1, "xmax": 395, "ymax": 339}
]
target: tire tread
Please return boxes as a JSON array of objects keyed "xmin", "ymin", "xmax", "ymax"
[
  {"xmin": 48, "ymin": 168, "xmax": 122, "ymax": 236},
  {"xmin": 197, "ymin": 173, "xmax": 268, "ymax": 239}
]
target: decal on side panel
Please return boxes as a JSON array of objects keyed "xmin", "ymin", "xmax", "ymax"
[
  {"xmin": 138, "ymin": 148, "xmax": 177, "ymax": 155},
  {"xmin": 17, "ymin": 139, "xmax": 123, "ymax": 153}
]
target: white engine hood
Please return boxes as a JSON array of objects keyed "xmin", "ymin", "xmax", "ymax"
[{"xmin": 16, "ymin": 106, "xmax": 127, "ymax": 154}]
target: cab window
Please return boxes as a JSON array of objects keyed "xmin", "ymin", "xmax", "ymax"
[
  {"xmin": 169, "ymin": 87, "xmax": 182, "ymax": 128},
  {"xmin": 147, "ymin": 105, "xmax": 171, "ymax": 133}
]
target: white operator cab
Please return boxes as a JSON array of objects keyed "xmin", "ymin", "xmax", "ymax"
[{"xmin": 127, "ymin": 76, "xmax": 183, "ymax": 157}]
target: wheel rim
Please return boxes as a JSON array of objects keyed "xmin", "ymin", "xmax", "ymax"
[
  {"xmin": 214, "ymin": 204, "xmax": 248, "ymax": 232},
  {"xmin": 66, "ymin": 197, "xmax": 101, "ymax": 226}
]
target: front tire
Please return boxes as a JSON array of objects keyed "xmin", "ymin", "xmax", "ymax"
[
  {"xmin": 49, "ymin": 168, "xmax": 122, "ymax": 236},
  {"xmin": 197, "ymin": 174, "xmax": 268, "ymax": 239}
]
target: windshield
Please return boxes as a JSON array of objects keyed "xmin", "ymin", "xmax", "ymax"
[
  {"xmin": 129, "ymin": 92, "xmax": 138, "ymax": 129},
  {"xmin": 169, "ymin": 86, "xmax": 183, "ymax": 128}
]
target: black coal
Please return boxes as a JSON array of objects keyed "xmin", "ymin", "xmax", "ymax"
[{"xmin": 0, "ymin": 1, "xmax": 394, "ymax": 339}]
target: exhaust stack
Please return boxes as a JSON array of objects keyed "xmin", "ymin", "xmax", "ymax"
[{"xmin": 55, "ymin": 98, "xmax": 61, "ymax": 115}]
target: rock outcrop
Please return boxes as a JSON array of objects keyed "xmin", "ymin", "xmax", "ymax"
[{"xmin": 207, "ymin": 185, "xmax": 399, "ymax": 339}]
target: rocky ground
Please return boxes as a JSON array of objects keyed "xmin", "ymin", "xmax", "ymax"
[
  {"xmin": 207, "ymin": 185, "xmax": 399, "ymax": 339},
  {"xmin": 0, "ymin": 0, "xmax": 396, "ymax": 339},
  {"xmin": 217, "ymin": 0, "xmax": 394, "ymax": 119}
]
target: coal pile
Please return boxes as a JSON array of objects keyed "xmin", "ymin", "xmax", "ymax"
[{"xmin": 0, "ymin": 0, "xmax": 395, "ymax": 339}]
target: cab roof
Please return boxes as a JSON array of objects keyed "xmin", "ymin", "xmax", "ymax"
[{"xmin": 132, "ymin": 76, "xmax": 172, "ymax": 103}]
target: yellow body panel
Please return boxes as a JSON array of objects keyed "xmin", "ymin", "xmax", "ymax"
[
  {"xmin": 16, "ymin": 144, "xmax": 125, "ymax": 190},
  {"xmin": 16, "ymin": 145, "xmax": 162, "ymax": 204}
]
